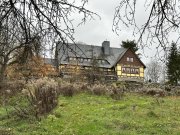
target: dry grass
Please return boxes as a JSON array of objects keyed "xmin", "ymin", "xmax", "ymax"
[{"xmin": 22, "ymin": 78, "xmax": 58, "ymax": 117}]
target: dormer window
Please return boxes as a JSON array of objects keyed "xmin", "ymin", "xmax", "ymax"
[
  {"xmin": 101, "ymin": 60, "xmax": 106, "ymax": 64},
  {"xmin": 80, "ymin": 58, "xmax": 83, "ymax": 63}
]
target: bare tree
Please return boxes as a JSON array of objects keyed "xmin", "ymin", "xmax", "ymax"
[
  {"xmin": 145, "ymin": 59, "xmax": 162, "ymax": 83},
  {"xmin": 0, "ymin": 0, "xmax": 98, "ymax": 82},
  {"xmin": 0, "ymin": 23, "xmax": 42, "ymax": 82},
  {"xmin": 0, "ymin": 24, "xmax": 20, "ymax": 81},
  {"xmin": 113, "ymin": 0, "xmax": 180, "ymax": 50},
  {"xmin": 0, "ymin": 0, "xmax": 98, "ymax": 47}
]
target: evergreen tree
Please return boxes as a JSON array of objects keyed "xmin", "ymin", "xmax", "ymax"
[
  {"xmin": 121, "ymin": 40, "xmax": 138, "ymax": 52},
  {"xmin": 167, "ymin": 42, "xmax": 180, "ymax": 85}
]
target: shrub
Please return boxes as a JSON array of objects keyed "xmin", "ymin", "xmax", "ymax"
[
  {"xmin": 145, "ymin": 88, "xmax": 165, "ymax": 97},
  {"xmin": 21, "ymin": 78, "xmax": 58, "ymax": 118},
  {"xmin": 110, "ymin": 87, "xmax": 124, "ymax": 100},
  {"xmin": 113, "ymin": 81, "xmax": 126, "ymax": 90},
  {"xmin": 59, "ymin": 85, "xmax": 76, "ymax": 97},
  {"xmin": 0, "ymin": 80, "xmax": 25, "ymax": 96},
  {"xmin": 91, "ymin": 84, "xmax": 107, "ymax": 96},
  {"xmin": 80, "ymin": 83, "xmax": 91, "ymax": 93}
]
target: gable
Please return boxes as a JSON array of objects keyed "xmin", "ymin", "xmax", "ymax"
[{"xmin": 117, "ymin": 49, "xmax": 145, "ymax": 68}]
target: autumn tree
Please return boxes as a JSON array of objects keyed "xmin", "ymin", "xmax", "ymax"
[
  {"xmin": 0, "ymin": 22, "xmax": 42, "ymax": 82},
  {"xmin": 0, "ymin": 0, "xmax": 97, "ymax": 82},
  {"xmin": 0, "ymin": 24, "xmax": 21, "ymax": 82}
]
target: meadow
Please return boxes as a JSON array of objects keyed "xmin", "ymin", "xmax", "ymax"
[{"xmin": 1, "ymin": 92, "xmax": 180, "ymax": 135}]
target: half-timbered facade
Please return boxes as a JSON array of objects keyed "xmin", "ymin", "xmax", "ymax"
[
  {"xmin": 115, "ymin": 49, "xmax": 145, "ymax": 81},
  {"xmin": 47, "ymin": 41, "xmax": 145, "ymax": 81}
]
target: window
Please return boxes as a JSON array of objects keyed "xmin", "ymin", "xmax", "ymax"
[
  {"xmin": 122, "ymin": 67, "xmax": 139, "ymax": 74},
  {"xmin": 130, "ymin": 57, "xmax": 133, "ymax": 62},
  {"xmin": 122, "ymin": 67, "xmax": 126, "ymax": 73},
  {"xmin": 135, "ymin": 69, "xmax": 139, "ymax": 74},
  {"xmin": 131, "ymin": 68, "xmax": 135, "ymax": 73},
  {"xmin": 87, "ymin": 59, "xmax": 91, "ymax": 62},
  {"xmin": 127, "ymin": 57, "xmax": 133, "ymax": 62},
  {"xmin": 79, "ymin": 58, "xmax": 83, "ymax": 63},
  {"xmin": 101, "ymin": 60, "xmax": 105, "ymax": 64},
  {"xmin": 126, "ymin": 68, "xmax": 130, "ymax": 73}
]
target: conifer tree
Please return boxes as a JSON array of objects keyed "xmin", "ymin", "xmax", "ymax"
[
  {"xmin": 121, "ymin": 40, "xmax": 138, "ymax": 52},
  {"xmin": 167, "ymin": 42, "xmax": 180, "ymax": 85}
]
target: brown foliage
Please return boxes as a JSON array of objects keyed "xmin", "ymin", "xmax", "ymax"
[
  {"xmin": 0, "ymin": 80, "xmax": 25, "ymax": 96},
  {"xmin": 6, "ymin": 56, "xmax": 57, "ymax": 80},
  {"xmin": 59, "ymin": 85, "xmax": 76, "ymax": 97},
  {"xmin": 22, "ymin": 78, "xmax": 58, "ymax": 118}
]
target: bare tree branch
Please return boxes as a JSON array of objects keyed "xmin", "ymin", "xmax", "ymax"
[
  {"xmin": 113, "ymin": 0, "xmax": 180, "ymax": 51},
  {"xmin": 0, "ymin": 0, "xmax": 99, "ymax": 46}
]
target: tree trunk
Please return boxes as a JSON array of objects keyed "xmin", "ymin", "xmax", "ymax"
[
  {"xmin": 0, "ymin": 64, "xmax": 7, "ymax": 83},
  {"xmin": 55, "ymin": 44, "xmax": 60, "ymax": 75}
]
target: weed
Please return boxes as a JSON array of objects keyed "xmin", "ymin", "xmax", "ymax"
[
  {"xmin": 91, "ymin": 84, "xmax": 106, "ymax": 96},
  {"xmin": 59, "ymin": 85, "xmax": 76, "ymax": 97},
  {"xmin": 110, "ymin": 87, "xmax": 124, "ymax": 100},
  {"xmin": 147, "ymin": 110, "xmax": 158, "ymax": 118},
  {"xmin": 0, "ymin": 128, "xmax": 14, "ymax": 135},
  {"xmin": 15, "ymin": 78, "xmax": 58, "ymax": 119}
]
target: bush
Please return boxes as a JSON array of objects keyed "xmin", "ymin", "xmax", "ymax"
[
  {"xmin": 91, "ymin": 84, "xmax": 107, "ymax": 96},
  {"xmin": 110, "ymin": 87, "xmax": 124, "ymax": 100},
  {"xmin": 59, "ymin": 85, "xmax": 76, "ymax": 97},
  {"xmin": 145, "ymin": 88, "xmax": 165, "ymax": 97},
  {"xmin": 0, "ymin": 80, "xmax": 25, "ymax": 96},
  {"xmin": 113, "ymin": 81, "xmax": 126, "ymax": 90},
  {"xmin": 80, "ymin": 83, "xmax": 91, "ymax": 93},
  {"xmin": 56, "ymin": 79, "xmax": 77, "ymax": 97},
  {"xmin": 22, "ymin": 78, "xmax": 58, "ymax": 118}
]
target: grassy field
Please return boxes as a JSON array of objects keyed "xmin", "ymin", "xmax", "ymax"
[{"xmin": 1, "ymin": 93, "xmax": 180, "ymax": 135}]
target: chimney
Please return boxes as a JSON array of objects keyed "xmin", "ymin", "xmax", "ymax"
[{"xmin": 102, "ymin": 41, "xmax": 110, "ymax": 55}]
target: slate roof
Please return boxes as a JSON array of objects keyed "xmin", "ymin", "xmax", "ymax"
[
  {"xmin": 44, "ymin": 58, "xmax": 56, "ymax": 67},
  {"xmin": 56, "ymin": 42, "xmax": 128, "ymax": 68}
]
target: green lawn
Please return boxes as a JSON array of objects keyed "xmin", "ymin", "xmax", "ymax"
[{"xmin": 1, "ymin": 93, "xmax": 180, "ymax": 135}]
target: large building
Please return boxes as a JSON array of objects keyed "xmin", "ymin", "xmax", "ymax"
[{"xmin": 48, "ymin": 41, "xmax": 146, "ymax": 81}]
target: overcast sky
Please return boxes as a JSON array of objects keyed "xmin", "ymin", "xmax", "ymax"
[
  {"xmin": 71, "ymin": 0, "xmax": 156, "ymax": 64},
  {"xmin": 74, "ymin": 0, "xmax": 122, "ymax": 46}
]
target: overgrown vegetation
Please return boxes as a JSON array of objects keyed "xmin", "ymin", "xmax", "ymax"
[
  {"xmin": 1, "ymin": 92, "xmax": 180, "ymax": 135},
  {"xmin": 1, "ymin": 78, "xmax": 180, "ymax": 134}
]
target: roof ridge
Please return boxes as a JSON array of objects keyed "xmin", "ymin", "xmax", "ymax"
[{"xmin": 68, "ymin": 42, "xmax": 122, "ymax": 49}]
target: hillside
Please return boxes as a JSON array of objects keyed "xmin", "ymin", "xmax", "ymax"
[{"xmin": 1, "ymin": 93, "xmax": 180, "ymax": 135}]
